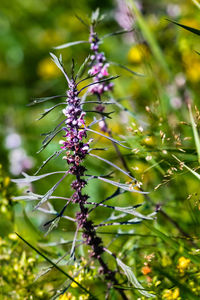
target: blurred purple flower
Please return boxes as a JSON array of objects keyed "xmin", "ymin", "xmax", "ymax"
[{"xmin": 5, "ymin": 132, "xmax": 21, "ymax": 149}]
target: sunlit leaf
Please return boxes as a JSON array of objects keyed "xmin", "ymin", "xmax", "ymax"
[
  {"xmin": 116, "ymin": 258, "xmax": 155, "ymax": 298},
  {"xmin": 11, "ymin": 171, "xmax": 66, "ymax": 184}
]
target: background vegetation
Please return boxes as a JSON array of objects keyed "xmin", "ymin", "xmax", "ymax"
[{"xmin": 0, "ymin": 0, "xmax": 200, "ymax": 299}]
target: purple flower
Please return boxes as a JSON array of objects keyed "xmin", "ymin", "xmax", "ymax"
[
  {"xmin": 88, "ymin": 28, "xmax": 113, "ymax": 96},
  {"xmin": 60, "ymin": 80, "xmax": 89, "ymax": 167}
]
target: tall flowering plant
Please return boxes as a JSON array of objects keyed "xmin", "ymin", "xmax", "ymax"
[{"xmin": 13, "ymin": 10, "xmax": 156, "ymax": 299}]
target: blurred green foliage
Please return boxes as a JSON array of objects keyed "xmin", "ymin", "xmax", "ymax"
[{"xmin": 1, "ymin": 0, "xmax": 200, "ymax": 299}]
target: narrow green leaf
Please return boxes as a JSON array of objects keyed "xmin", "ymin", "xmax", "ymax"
[
  {"xmin": 38, "ymin": 128, "xmax": 63, "ymax": 153},
  {"xmin": 53, "ymin": 40, "xmax": 89, "ymax": 50},
  {"xmin": 173, "ymin": 155, "xmax": 200, "ymax": 180},
  {"xmin": 34, "ymin": 150, "xmax": 64, "ymax": 175},
  {"xmin": 145, "ymin": 223, "xmax": 200, "ymax": 264},
  {"xmin": 109, "ymin": 97, "xmax": 147, "ymax": 124},
  {"xmin": 192, "ymin": 0, "xmax": 200, "ymax": 9},
  {"xmin": 96, "ymin": 176, "xmax": 148, "ymax": 194},
  {"xmin": 44, "ymin": 217, "xmax": 61, "ymax": 236},
  {"xmin": 109, "ymin": 61, "xmax": 145, "ymax": 77},
  {"xmin": 89, "ymin": 153, "xmax": 136, "ymax": 181},
  {"xmin": 92, "ymin": 202, "xmax": 155, "ymax": 219},
  {"xmin": 167, "ymin": 19, "xmax": 200, "ymax": 36},
  {"xmin": 74, "ymin": 14, "xmax": 89, "ymax": 28},
  {"xmin": 188, "ymin": 104, "xmax": 200, "ymax": 163},
  {"xmin": 85, "ymin": 110, "xmax": 114, "ymax": 119},
  {"xmin": 76, "ymin": 55, "xmax": 90, "ymax": 79},
  {"xmin": 102, "ymin": 29, "xmax": 134, "ymax": 39},
  {"xmin": 49, "ymin": 53, "xmax": 70, "ymax": 83},
  {"xmin": 128, "ymin": 0, "xmax": 170, "ymax": 76},
  {"xmin": 11, "ymin": 171, "xmax": 66, "ymax": 184},
  {"xmin": 78, "ymin": 75, "xmax": 120, "ymax": 94},
  {"xmin": 34, "ymin": 172, "xmax": 68, "ymax": 209},
  {"xmin": 91, "ymin": 8, "xmax": 100, "ymax": 25},
  {"xmin": 86, "ymin": 127, "xmax": 131, "ymax": 149},
  {"xmin": 37, "ymin": 103, "xmax": 66, "ymax": 120},
  {"xmin": 27, "ymin": 95, "xmax": 66, "ymax": 106},
  {"xmin": 15, "ymin": 233, "xmax": 95, "ymax": 298}
]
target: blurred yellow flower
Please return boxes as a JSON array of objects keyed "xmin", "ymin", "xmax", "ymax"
[
  {"xmin": 3, "ymin": 176, "xmax": 10, "ymax": 187},
  {"xmin": 163, "ymin": 288, "xmax": 180, "ymax": 299},
  {"xmin": 79, "ymin": 295, "xmax": 89, "ymax": 300},
  {"xmin": 143, "ymin": 136, "xmax": 155, "ymax": 146},
  {"xmin": 128, "ymin": 44, "xmax": 148, "ymax": 64},
  {"xmin": 71, "ymin": 274, "xmax": 84, "ymax": 288},
  {"xmin": 59, "ymin": 293, "xmax": 74, "ymax": 300},
  {"xmin": 59, "ymin": 292, "xmax": 89, "ymax": 300},
  {"xmin": 180, "ymin": 18, "xmax": 200, "ymax": 30},
  {"xmin": 177, "ymin": 256, "xmax": 190, "ymax": 273},
  {"xmin": 185, "ymin": 62, "xmax": 200, "ymax": 83},
  {"xmin": 181, "ymin": 49, "xmax": 200, "ymax": 83},
  {"xmin": 8, "ymin": 233, "xmax": 18, "ymax": 241},
  {"xmin": 37, "ymin": 57, "xmax": 60, "ymax": 79}
]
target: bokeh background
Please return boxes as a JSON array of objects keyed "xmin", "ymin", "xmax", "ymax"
[{"xmin": 1, "ymin": 0, "xmax": 200, "ymax": 299}]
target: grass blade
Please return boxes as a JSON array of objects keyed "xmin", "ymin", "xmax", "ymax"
[
  {"xmin": 128, "ymin": 0, "xmax": 170, "ymax": 76},
  {"xmin": 167, "ymin": 19, "xmax": 200, "ymax": 36},
  {"xmin": 15, "ymin": 233, "xmax": 95, "ymax": 298},
  {"xmin": 173, "ymin": 155, "xmax": 200, "ymax": 180},
  {"xmin": 145, "ymin": 222, "xmax": 200, "ymax": 264},
  {"xmin": 53, "ymin": 40, "xmax": 89, "ymax": 50},
  {"xmin": 188, "ymin": 104, "xmax": 200, "ymax": 163}
]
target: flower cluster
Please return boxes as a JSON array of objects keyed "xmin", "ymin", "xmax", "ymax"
[
  {"xmin": 88, "ymin": 28, "xmax": 113, "ymax": 133},
  {"xmin": 162, "ymin": 287, "xmax": 180, "ymax": 300},
  {"xmin": 60, "ymin": 80, "xmax": 91, "ymax": 204},
  {"xmin": 59, "ymin": 78, "xmax": 104, "ymax": 258},
  {"xmin": 88, "ymin": 29, "xmax": 113, "ymax": 95},
  {"xmin": 60, "ymin": 80, "xmax": 91, "ymax": 167},
  {"xmin": 177, "ymin": 256, "xmax": 190, "ymax": 273}
]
